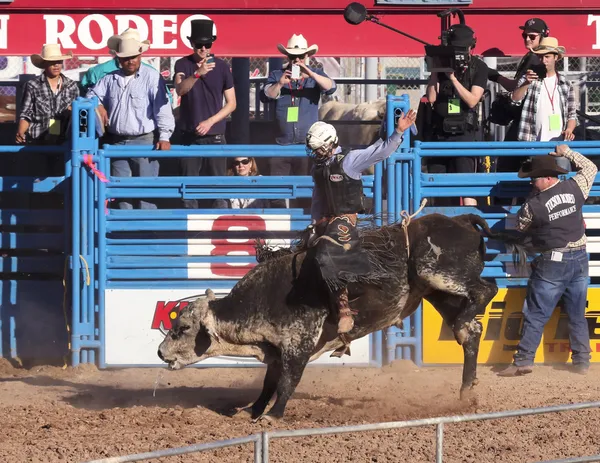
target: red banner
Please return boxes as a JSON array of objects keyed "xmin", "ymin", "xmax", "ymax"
[{"xmin": 0, "ymin": 12, "xmax": 599, "ymax": 56}]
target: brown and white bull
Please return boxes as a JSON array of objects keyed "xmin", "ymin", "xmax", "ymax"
[{"xmin": 158, "ymin": 213, "xmax": 525, "ymax": 421}]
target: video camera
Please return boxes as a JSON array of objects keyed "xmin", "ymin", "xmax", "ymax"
[{"xmin": 343, "ymin": 2, "xmax": 474, "ymax": 74}]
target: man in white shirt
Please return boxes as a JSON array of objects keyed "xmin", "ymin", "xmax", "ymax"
[{"xmin": 512, "ymin": 37, "xmax": 577, "ymax": 142}]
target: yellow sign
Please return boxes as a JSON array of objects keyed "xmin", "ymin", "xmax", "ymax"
[{"xmin": 423, "ymin": 288, "xmax": 600, "ymax": 364}]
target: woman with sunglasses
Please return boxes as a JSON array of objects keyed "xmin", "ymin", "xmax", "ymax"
[{"xmin": 226, "ymin": 157, "xmax": 271, "ymax": 209}]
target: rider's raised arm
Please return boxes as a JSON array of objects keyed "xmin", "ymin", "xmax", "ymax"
[{"xmin": 341, "ymin": 131, "xmax": 404, "ymax": 179}]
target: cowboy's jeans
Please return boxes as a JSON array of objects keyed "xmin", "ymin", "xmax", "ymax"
[
  {"xmin": 514, "ymin": 249, "xmax": 591, "ymax": 367},
  {"xmin": 109, "ymin": 133, "xmax": 159, "ymax": 210}
]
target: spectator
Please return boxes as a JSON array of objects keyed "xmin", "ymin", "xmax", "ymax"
[
  {"xmin": 489, "ymin": 19, "xmax": 549, "ymax": 175},
  {"xmin": 80, "ymin": 28, "xmax": 152, "ymax": 92},
  {"xmin": 225, "ymin": 157, "xmax": 271, "ymax": 209},
  {"xmin": 498, "ymin": 145, "xmax": 597, "ymax": 377},
  {"xmin": 512, "ymin": 37, "xmax": 576, "ymax": 143},
  {"xmin": 86, "ymin": 34, "xmax": 175, "ymax": 210},
  {"xmin": 262, "ymin": 34, "xmax": 336, "ymax": 207},
  {"xmin": 173, "ymin": 16, "xmax": 236, "ymax": 209},
  {"xmin": 426, "ymin": 25, "xmax": 488, "ymax": 206},
  {"xmin": 17, "ymin": 44, "xmax": 79, "ymax": 173}
]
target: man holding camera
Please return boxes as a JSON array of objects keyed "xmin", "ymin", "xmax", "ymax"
[
  {"xmin": 262, "ymin": 34, "xmax": 336, "ymax": 206},
  {"xmin": 174, "ymin": 16, "xmax": 236, "ymax": 209},
  {"xmin": 512, "ymin": 37, "xmax": 576, "ymax": 142},
  {"xmin": 426, "ymin": 24, "xmax": 488, "ymax": 206}
]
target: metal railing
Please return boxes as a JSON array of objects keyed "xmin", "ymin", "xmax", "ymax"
[{"xmin": 84, "ymin": 400, "xmax": 600, "ymax": 463}]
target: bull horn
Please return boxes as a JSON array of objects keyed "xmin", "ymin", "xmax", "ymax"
[{"xmin": 205, "ymin": 288, "xmax": 215, "ymax": 300}]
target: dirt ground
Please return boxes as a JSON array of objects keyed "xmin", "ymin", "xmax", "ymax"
[{"xmin": 1, "ymin": 359, "xmax": 599, "ymax": 463}]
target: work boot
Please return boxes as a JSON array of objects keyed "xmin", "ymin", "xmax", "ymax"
[
  {"xmin": 335, "ymin": 287, "xmax": 355, "ymax": 334},
  {"xmin": 497, "ymin": 364, "xmax": 533, "ymax": 377},
  {"xmin": 572, "ymin": 363, "xmax": 590, "ymax": 376}
]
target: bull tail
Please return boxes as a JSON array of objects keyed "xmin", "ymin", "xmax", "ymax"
[{"xmin": 465, "ymin": 214, "xmax": 532, "ymax": 276}]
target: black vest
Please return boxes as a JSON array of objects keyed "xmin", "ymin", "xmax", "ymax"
[
  {"xmin": 526, "ymin": 179, "xmax": 585, "ymax": 251},
  {"xmin": 432, "ymin": 57, "xmax": 481, "ymax": 136},
  {"xmin": 313, "ymin": 149, "xmax": 365, "ymax": 216}
]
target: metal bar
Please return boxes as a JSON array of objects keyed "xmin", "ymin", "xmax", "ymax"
[
  {"xmin": 98, "ymin": 151, "xmax": 108, "ymax": 369},
  {"xmin": 70, "ymin": 151, "xmax": 81, "ymax": 367},
  {"xmin": 254, "ymin": 435, "xmax": 261, "ymax": 463},
  {"xmin": 84, "ymin": 435, "xmax": 261, "ymax": 463},
  {"xmin": 538, "ymin": 456, "xmax": 600, "ymax": 463},
  {"xmin": 267, "ymin": 401, "xmax": 600, "ymax": 439},
  {"xmin": 262, "ymin": 432, "xmax": 269, "ymax": 463},
  {"xmin": 436, "ymin": 423, "xmax": 444, "ymax": 463}
]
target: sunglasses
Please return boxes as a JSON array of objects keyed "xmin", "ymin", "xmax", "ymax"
[
  {"xmin": 288, "ymin": 53, "xmax": 307, "ymax": 60},
  {"xmin": 522, "ymin": 33, "xmax": 540, "ymax": 40},
  {"xmin": 232, "ymin": 159, "xmax": 251, "ymax": 167},
  {"xmin": 194, "ymin": 42, "xmax": 213, "ymax": 49}
]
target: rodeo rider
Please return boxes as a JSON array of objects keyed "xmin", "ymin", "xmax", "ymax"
[{"xmin": 303, "ymin": 108, "xmax": 417, "ymax": 356}]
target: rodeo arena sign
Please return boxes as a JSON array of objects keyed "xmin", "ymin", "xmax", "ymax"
[{"xmin": 2, "ymin": 0, "xmax": 600, "ymax": 461}]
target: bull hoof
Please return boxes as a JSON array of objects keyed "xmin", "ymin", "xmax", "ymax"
[
  {"xmin": 459, "ymin": 387, "xmax": 478, "ymax": 406},
  {"xmin": 253, "ymin": 413, "xmax": 281, "ymax": 424},
  {"xmin": 232, "ymin": 405, "xmax": 253, "ymax": 418}
]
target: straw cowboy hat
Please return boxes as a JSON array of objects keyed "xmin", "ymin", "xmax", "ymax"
[
  {"xmin": 277, "ymin": 34, "xmax": 319, "ymax": 56},
  {"xmin": 107, "ymin": 28, "xmax": 150, "ymax": 57},
  {"xmin": 533, "ymin": 37, "xmax": 566, "ymax": 59},
  {"xmin": 30, "ymin": 44, "xmax": 73, "ymax": 69},
  {"xmin": 518, "ymin": 155, "xmax": 569, "ymax": 178}
]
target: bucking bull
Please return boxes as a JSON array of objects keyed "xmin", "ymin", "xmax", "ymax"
[{"xmin": 158, "ymin": 213, "xmax": 526, "ymax": 421}]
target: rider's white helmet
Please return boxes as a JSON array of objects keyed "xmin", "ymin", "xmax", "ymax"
[{"xmin": 306, "ymin": 121, "xmax": 338, "ymax": 153}]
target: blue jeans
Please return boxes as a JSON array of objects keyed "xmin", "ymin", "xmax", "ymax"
[
  {"xmin": 109, "ymin": 133, "xmax": 159, "ymax": 210},
  {"xmin": 514, "ymin": 249, "xmax": 591, "ymax": 367}
]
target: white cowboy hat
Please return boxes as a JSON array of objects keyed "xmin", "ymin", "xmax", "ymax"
[
  {"xmin": 107, "ymin": 28, "xmax": 151, "ymax": 54},
  {"xmin": 277, "ymin": 34, "xmax": 318, "ymax": 57},
  {"xmin": 533, "ymin": 37, "xmax": 566, "ymax": 59},
  {"xmin": 30, "ymin": 44, "xmax": 73, "ymax": 69},
  {"xmin": 112, "ymin": 38, "xmax": 150, "ymax": 58}
]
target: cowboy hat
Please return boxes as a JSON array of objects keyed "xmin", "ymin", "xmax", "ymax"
[
  {"xmin": 30, "ymin": 44, "xmax": 73, "ymax": 69},
  {"xmin": 277, "ymin": 34, "xmax": 318, "ymax": 57},
  {"xmin": 112, "ymin": 38, "xmax": 150, "ymax": 58},
  {"xmin": 107, "ymin": 28, "xmax": 150, "ymax": 52},
  {"xmin": 533, "ymin": 37, "xmax": 566, "ymax": 59},
  {"xmin": 518, "ymin": 155, "xmax": 569, "ymax": 178}
]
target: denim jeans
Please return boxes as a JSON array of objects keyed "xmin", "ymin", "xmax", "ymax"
[
  {"xmin": 109, "ymin": 133, "xmax": 158, "ymax": 210},
  {"xmin": 178, "ymin": 132, "xmax": 226, "ymax": 209},
  {"xmin": 514, "ymin": 249, "xmax": 591, "ymax": 367}
]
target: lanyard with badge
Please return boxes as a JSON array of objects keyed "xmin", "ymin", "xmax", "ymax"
[
  {"xmin": 544, "ymin": 77, "xmax": 561, "ymax": 131},
  {"xmin": 287, "ymin": 78, "xmax": 304, "ymax": 123},
  {"xmin": 48, "ymin": 76, "xmax": 62, "ymax": 136}
]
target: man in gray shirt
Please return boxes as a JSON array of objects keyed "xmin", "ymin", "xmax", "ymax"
[{"xmin": 304, "ymin": 108, "xmax": 416, "ymax": 355}]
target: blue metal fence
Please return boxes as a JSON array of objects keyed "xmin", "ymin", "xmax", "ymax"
[{"xmin": 8, "ymin": 95, "xmax": 600, "ymax": 368}]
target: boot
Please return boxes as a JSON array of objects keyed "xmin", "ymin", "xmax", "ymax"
[{"xmin": 336, "ymin": 287, "xmax": 356, "ymax": 334}]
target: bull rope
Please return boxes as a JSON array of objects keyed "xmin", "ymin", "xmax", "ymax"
[{"xmin": 399, "ymin": 198, "xmax": 427, "ymax": 259}]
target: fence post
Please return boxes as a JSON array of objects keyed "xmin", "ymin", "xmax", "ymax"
[{"xmin": 261, "ymin": 432, "xmax": 269, "ymax": 463}]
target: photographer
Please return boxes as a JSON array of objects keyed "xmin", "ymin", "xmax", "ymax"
[
  {"xmin": 512, "ymin": 37, "xmax": 576, "ymax": 142},
  {"xmin": 426, "ymin": 24, "xmax": 488, "ymax": 206}
]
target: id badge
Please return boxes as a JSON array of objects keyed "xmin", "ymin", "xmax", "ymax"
[
  {"xmin": 548, "ymin": 114, "xmax": 561, "ymax": 131},
  {"xmin": 287, "ymin": 106, "xmax": 299, "ymax": 123},
  {"xmin": 49, "ymin": 118, "xmax": 61, "ymax": 136},
  {"xmin": 448, "ymin": 98, "xmax": 460, "ymax": 114}
]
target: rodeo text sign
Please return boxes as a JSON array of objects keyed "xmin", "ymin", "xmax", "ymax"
[{"xmin": 423, "ymin": 288, "xmax": 600, "ymax": 365}]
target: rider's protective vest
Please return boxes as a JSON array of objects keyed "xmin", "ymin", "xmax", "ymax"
[{"xmin": 313, "ymin": 148, "xmax": 364, "ymax": 216}]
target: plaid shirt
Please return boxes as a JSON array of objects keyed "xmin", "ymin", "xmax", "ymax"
[
  {"xmin": 516, "ymin": 148, "xmax": 598, "ymax": 248},
  {"xmin": 516, "ymin": 73, "xmax": 577, "ymax": 142},
  {"xmin": 20, "ymin": 73, "xmax": 79, "ymax": 141}
]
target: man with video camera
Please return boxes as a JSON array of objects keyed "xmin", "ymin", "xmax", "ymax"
[{"xmin": 426, "ymin": 24, "xmax": 488, "ymax": 206}]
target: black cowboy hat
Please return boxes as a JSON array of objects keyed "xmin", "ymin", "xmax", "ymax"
[{"xmin": 517, "ymin": 155, "xmax": 569, "ymax": 178}]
